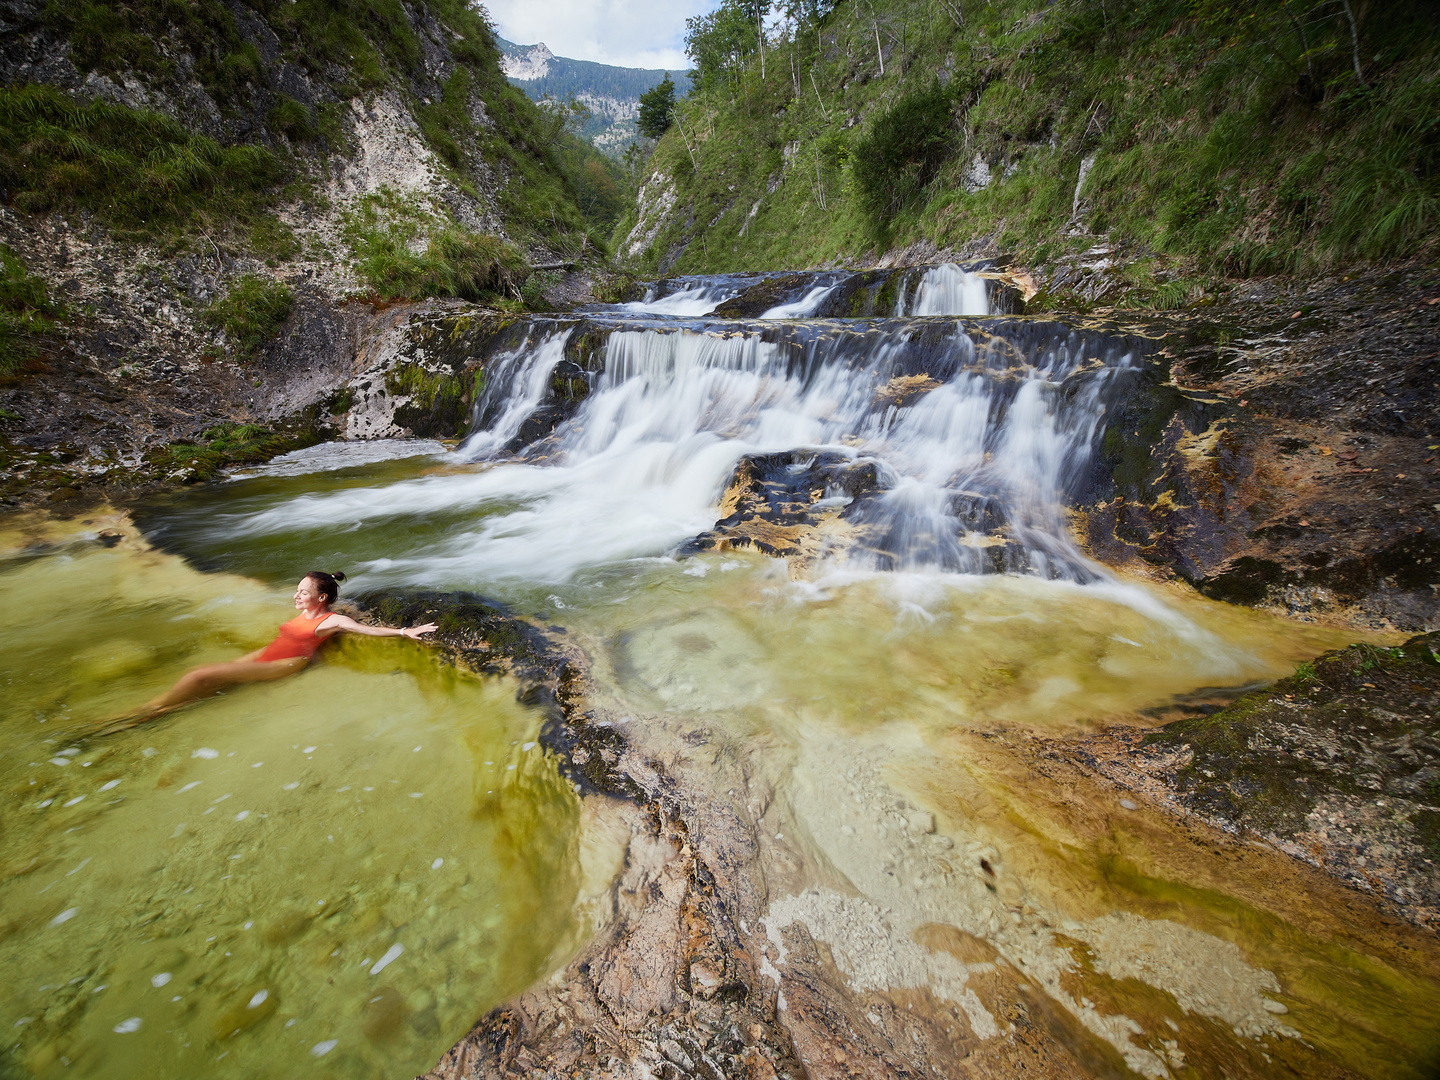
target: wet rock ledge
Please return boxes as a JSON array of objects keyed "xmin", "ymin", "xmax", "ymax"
[
  {"xmin": 369, "ymin": 592, "xmax": 1177, "ymax": 1080},
  {"xmin": 1058, "ymin": 632, "xmax": 1440, "ymax": 931}
]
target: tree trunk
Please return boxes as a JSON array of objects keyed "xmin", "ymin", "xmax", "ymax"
[{"xmin": 1338, "ymin": 0, "xmax": 1368, "ymax": 89}]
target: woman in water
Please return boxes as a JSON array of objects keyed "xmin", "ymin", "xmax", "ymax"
[{"xmin": 98, "ymin": 570, "xmax": 437, "ymax": 733}]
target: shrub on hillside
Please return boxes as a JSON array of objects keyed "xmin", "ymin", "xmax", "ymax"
[
  {"xmin": 851, "ymin": 83, "xmax": 959, "ymax": 228},
  {"xmin": 204, "ymin": 274, "xmax": 294, "ymax": 359}
]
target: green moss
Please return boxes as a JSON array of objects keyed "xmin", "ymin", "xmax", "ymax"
[
  {"xmin": 591, "ymin": 270, "xmax": 638, "ymax": 304},
  {"xmin": 0, "ymin": 84, "xmax": 284, "ymax": 234},
  {"xmin": 0, "ymin": 244, "xmax": 63, "ymax": 379},
  {"xmin": 203, "ymin": 274, "xmax": 294, "ymax": 359},
  {"xmin": 40, "ymin": 0, "xmax": 252, "ymax": 103},
  {"xmin": 151, "ymin": 421, "xmax": 322, "ymax": 482},
  {"xmin": 1143, "ymin": 632, "xmax": 1440, "ymax": 841},
  {"xmin": 385, "ymin": 362, "xmax": 473, "ymax": 436}
]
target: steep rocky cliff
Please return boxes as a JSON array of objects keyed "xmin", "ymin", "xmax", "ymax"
[{"xmin": 0, "ymin": 0, "xmax": 609, "ymax": 504}]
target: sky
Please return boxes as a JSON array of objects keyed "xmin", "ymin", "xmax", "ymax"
[{"xmin": 484, "ymin": 0, "xmax": 712, "ymax": 70}]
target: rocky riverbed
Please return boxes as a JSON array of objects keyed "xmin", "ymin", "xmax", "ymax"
[
  {"xmin": 414, "ymin": 592, "xmax": 1439, "ymax": 1080},
  {"xmin": 3, "ymin": 257, "xmax": 1438, "ymax": 1080}
]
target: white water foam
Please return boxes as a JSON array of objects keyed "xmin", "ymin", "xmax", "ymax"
[
  {"xmin": 896, "ymin": 264, "xmax": 991, "ymax": 317},
  {"xmin": 618, "ymin": 284, "xmax": 735, "ymax": 316},
  {"xmin": 761, "ymin": 285, "xmax": 837, "ymax": 319},
  {"xmin": 225, "ymin": 321, "xmax": 1135, "ymax": 590}
]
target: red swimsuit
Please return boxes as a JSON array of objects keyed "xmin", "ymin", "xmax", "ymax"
[{"xmin": 257, "ymin": 610, "xmax": 333, "ymax": 662}]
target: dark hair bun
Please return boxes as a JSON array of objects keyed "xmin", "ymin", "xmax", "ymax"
[{"xmin": 305, "ymin": 570, "xmax": 344, "ymax": 604}]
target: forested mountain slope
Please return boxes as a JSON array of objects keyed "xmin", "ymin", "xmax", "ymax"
[
  {"xmin": 616, "ymin": 0, "xmax": 1438, "ymax": 302},
  {"xmin": 497, "ymin": 37, "xmax": 692, "ymax": 155},
  {"xmin": 0, "ymin": 0, "xmax": 615, "ymax": 502}
]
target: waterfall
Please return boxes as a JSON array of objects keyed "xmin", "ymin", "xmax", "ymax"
[
  {"xmin": 456, "ymin": 330, "xmax": 571, "ymax": 460},
  {"xmin": 229, "ymin": 299, "xmax": 1138, "ymax": 587},
  {"xmin": 761, "ymin": 285, "xmax": 837, "ymax": 319},
  {"xmin": 898, "ymin": 263, "xmax": 991, "ymax": 317},
  {"xmin": 618, "ymin": 275, "xmax": 750, "ymax": 316}
]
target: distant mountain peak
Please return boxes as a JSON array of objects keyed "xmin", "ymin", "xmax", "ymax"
[
  {"xmin": 492, "ymin": 37, "xmax": 692, "ymax": 158},
  {"xmin": 499, "ymin": 41, "xmax": 555, "ymax": 81}
]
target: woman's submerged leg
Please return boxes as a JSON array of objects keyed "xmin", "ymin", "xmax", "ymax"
[{"xmin": 91, "ymin": 657, "xmax": 307, "ymax": 736}]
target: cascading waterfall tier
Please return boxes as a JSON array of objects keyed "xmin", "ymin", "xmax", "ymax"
[
  {"xmin": 181, "ymin": 264, "xmax": 1145, "ymax": 588},
  {"xmin": 614, "ymin": 262, "xmax": 1018, "ymax": 320},
  {"xmin": 449, "ymin": 307, "xmax": 1138, "ymax": 581}
]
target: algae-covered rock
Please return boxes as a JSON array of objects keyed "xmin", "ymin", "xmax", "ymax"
[
  {"xmin": 1135, "ymin": 632, "xmax": 1440, "ymax": 926},
  {"xmin": 681, "ymin": 450, "xmax": 887, "ymax": 566},
  {"xmin": 348, "ymin": 588, "xmax": 637, "ymax": 799}
]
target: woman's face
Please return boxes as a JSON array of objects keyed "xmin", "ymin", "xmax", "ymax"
[{"xmin": 294, "ymin": 576, "xmax": 323, "ymax": 610}]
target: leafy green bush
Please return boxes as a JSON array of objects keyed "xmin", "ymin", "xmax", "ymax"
[
  {"xmin": 156, "ymin": 422, "xmax": 321, "ymax": 481},
  {"xmin": 0, "ymin": 245, "xmax": 63, "ymax": 378},
  {"xmin": 204, "ymin": 274, "xmax": 294, "ymax": 358},
  {"xmin": 851, "ymin": 83, "xmax": 958, "ymax": 228},
  {"xmin": 0, "ymin": 84, "xmax": 283, "ymax": 230},
  {"xmin": 345, "ymin": 194, "xmax": 529, "ymax": 301}
]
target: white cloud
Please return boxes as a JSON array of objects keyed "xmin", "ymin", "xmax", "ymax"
[{"xmin": 485, "ymin": 0, "xmax": 709, "ymax": 69}]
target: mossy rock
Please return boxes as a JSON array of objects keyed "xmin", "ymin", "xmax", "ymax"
[
  {"xmin": 1143, "ymin": 632, "xmax": 1440, "ymax": 847},
  {"xmin": 145, "ymin": 420, "xmax": 327, "ymax": 483},
  {"xmin": 349, "ymin": 588, "xmax": 642, "ymax": 799},
  {"xmin": 386, "ymin": 362, "xmax": 472, "ymax": 437}
]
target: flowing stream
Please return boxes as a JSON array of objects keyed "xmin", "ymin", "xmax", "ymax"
[{"xmin": 3, "ymin": 265, "xmax": 1437, "ymax": 1079}]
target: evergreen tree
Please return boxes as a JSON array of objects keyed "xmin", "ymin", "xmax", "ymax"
[{"xmin": 637, "ymin": 74, "xmax": 676, "ymax": 138}]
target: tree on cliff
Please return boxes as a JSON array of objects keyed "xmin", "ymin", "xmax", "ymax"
[
  {"xmin": 638, "ymin": 75, "xmax": 677, "ymax": 138},
  {"xmin": 685, "ymin": 0, "xmax": 767, "ymax": 93}
]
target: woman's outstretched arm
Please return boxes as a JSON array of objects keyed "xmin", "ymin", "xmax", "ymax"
[{"xmin": 318, "ymin": 614, "xmax": 439, "ymax": 640}]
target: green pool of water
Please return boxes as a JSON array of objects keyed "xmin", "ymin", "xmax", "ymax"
[
  {"xmin": 9, "ymin": 447, "xmax": 1437, "ymax": 1080},
  {"xmin": 0, "ymin": 536, "xmax": 582, "ymax": 1079}
]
